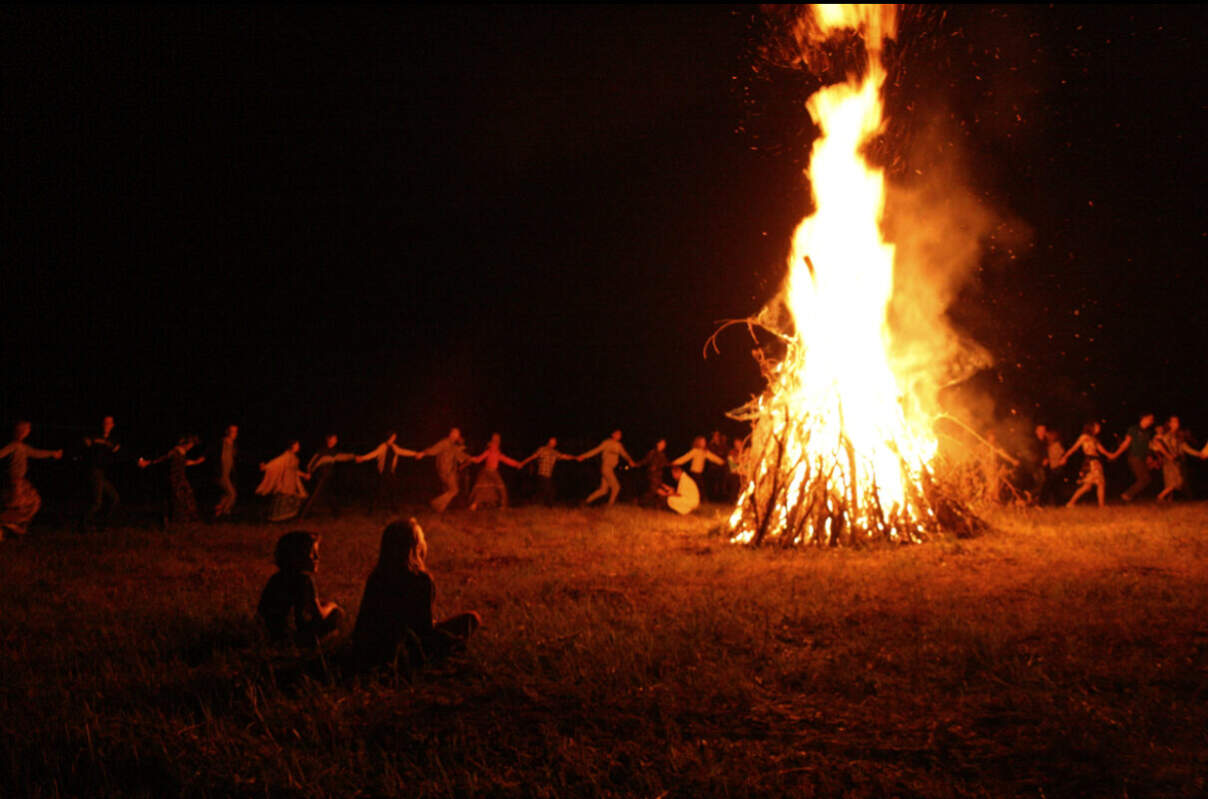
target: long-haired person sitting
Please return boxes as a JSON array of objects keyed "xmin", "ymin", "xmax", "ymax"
[{"xmin": 350, "ymin": 518, "xmax": 480, "ymax": 671}]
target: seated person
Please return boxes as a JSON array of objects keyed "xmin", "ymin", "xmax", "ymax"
[
  {"xmin": 350, "ymin": 518, "xmax": 480, "ymax": 670},
  {"xmin": 659, "ymin": 465, "xmax": 700, "ymax": 515},
  {"xmin": 257, "ymin": 531, "xmax": 344, "ymax": 646}
]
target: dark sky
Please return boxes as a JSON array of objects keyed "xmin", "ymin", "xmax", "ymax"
[{"xmin": 4, "ymin": 4, "xmax": 1206, "ymax": 457}]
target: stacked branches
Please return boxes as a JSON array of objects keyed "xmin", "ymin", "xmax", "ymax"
[{"xmin": 717, "ymin": 318, "xmax": 982, "ymax": 548}]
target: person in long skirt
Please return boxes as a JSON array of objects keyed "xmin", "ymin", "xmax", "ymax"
[
  {"xmin": 467, "ymin": 433, "xmax": 522, "ymax": 510},
  {"xmin": 1060, "ymin": 421, "xmax": 1118, "ymax": 507},
  {"xmin": 256, "ymin": 441, "xmax": 310, "ymax": 522},
  {"xmin": 300, "ymin": 434, "xmax": 356, "ymax": 519},
  {"xmin": 1154, "ymin": 416, "xmax": 1200, "ymax": 502},
  {"xmin": 0, "ymin": 421, "xmax": 63, "ymax": 538},
  {"xmin": 139, "ymin": 435, "xmax": 205, "ymax": 526}
]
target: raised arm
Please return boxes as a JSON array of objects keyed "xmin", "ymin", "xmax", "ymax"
[
  {"xmin": 671, "ymin": 450, "xmax": 694, "ymax": 466},
  {"xmin": 578, "ymin": 443, "xmax": 604, "ymax": 461},
  {"xmin": 500, "ymin": 453, "xmax": 523, "ymax": 469},
  {"xmin": 705, "ymin": 450, "xmax": 725, "ymax": 466}
]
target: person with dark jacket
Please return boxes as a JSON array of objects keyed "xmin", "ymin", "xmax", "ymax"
[{"xmin": 81, "ymin": 415, "xmax": 121, "ymax": 530}]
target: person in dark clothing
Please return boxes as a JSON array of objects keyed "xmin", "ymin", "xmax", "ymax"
[
  {"xmin": 1038, "ymin": 428, "xmax": 1067, "ymax": 506},
  {"xmin": 1115, "ymin": 413, "xmax": 1156, "ymax": 502},
  {"xmin": 139, "ymin": 435, "xmax": 205, "ymax": 526},
  {"xmin": 636, "ymin": 439, "xmax": 669, "ymax": 507},
  {"xmin": 257, "ymin": 531, "xmax": 344, "ymax": 646},
  {"xmin": 520, "ymin": 437, "xmax": 572, "ymax": 507},
  {"xmin": 300, "ymin": 434, "xmax": 356, "ymax": 519},
  {"xmin": 81, "ymin": 415, "xmax": 121, "ymax": 530},
  {"xmin": 350, "ymin": 518, "xmax": 480, "ymax": 671},
  {"xmin": 357, "ymin": 431, "xmax": 420, "ymax": 515}
]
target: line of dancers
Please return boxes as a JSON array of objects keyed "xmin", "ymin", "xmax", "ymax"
[
  {"xmin": 0, "ymin": 419, "xmax": 747, "ymax": 537},
  {"xmin": 982, "ymin": 413, "xmax": 1208, "ymax": 508}
]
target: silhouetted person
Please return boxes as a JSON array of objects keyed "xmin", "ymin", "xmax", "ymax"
[
  {"xmin": 422, "ymin": 428, "xmax": 468, "ymax": 512},
  {"xmin": 521, "ymin": 437, "xmax": 572, "ymax": 507},
  {"xmin": 1038, "ymin": 427, "xmax": 1066, "ymax": 506},
  {"xmin": 725, "ymin": 437, "xmax": 746, "ymax": 502},
  {"xmin": 258, "ymin": 531, "xmax": 344, "ymax": 647},
  {"xmin": 300, "ymin": 434, "xmax": 355, "ymax": 519},
  {"xmin": 706, "ymin": 430, "xmax": 729, "ymax": 501},
  {"xmin": 350, "ymin": 518, "xmax": 480, "ymax": 671},
  {"xmin": 1116, "ymin": 413, "xmax": 1156, "ymax": 502},
  {"xmin": 357, "ymin": 432, "xmax": 420, "ymax": 514},
  {"xmin": 578, "ymin": 429, "xmax": 636, "ymax": 505},
  {"xmin": 636, "ymin": 438, "xmax": 669, "ymax": 507},
  {"xmin": 467, "ymin": 433, "xmax": 522, "ymax": 510},
  {"xmin": 139, "ymin": 434, "xmax": 205, "ymax": 526},
  {"xmin": 213, "ymin": 424, "xmax": 239, "ymax": 520},
  {"xmin": 0, "ymin": 421, "xmax": 63, "ymax": 538},
  {"xmin": 81, "ymin": 415, "xmax": 120, "ymax": 530}
]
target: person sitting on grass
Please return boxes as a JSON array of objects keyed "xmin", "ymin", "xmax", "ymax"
[
  {"xmin": 258, "ymin": 531, "xmax": 344, "ymax": 647},
  {"xmin": 659, "ymin": 465, "xmax": 700, "ymax": 515},
  {"xmin": 349, "ymin": 518, "xmax": 480, "ymax": 671}
]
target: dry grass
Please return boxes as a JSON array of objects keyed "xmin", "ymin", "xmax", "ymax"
[{"xmin": 2, "ymin": 502, "xmax": 1207, "ymax": 797}]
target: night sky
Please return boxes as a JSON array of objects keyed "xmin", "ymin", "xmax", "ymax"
[{"xmin": 5, "ymin": 5, "xmax": 1206, "ymax": 461}]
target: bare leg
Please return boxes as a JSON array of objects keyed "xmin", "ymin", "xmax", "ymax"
[{"xmin": 1067, "ymin": 483, "xmax": 1092, "ymax": 507}]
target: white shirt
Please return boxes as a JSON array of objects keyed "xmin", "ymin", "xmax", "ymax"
[
  {"xmin": 667, "ymin": 472, "xmax": 700, "ymax": 515},
  {"xmin": 672, "ymin": 446, "xmax": 724, "ymax": 474}
]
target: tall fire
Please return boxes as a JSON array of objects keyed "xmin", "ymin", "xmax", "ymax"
[{"xmin": 728, "ymin": 4, "xmax": 977, "ymax": 546}]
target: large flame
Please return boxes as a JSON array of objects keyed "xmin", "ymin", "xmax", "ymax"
[{"xmin": 729, "ymin": 5, "xmax": 951, "ymax": 545}]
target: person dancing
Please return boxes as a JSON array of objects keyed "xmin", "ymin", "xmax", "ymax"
[
  {"xmin": 422, "ymin": 428, "xmax": 469, "ymax": 513},
  {"xmin": 1060, "ymin": 422, "xmax": 1118, "ymax": 508},
  {"xmin": 0, "ymin": 421, "xmax": 63, "ymax": 538},
  {"xmin": 467, "ymin": 433, "xmax": 522, "ymax": 510},
  {"xmin": 256, "ymin": 441, "xmax": 309, "ymax": 522},
  {"xmin": 578, "ymin": 429, "xmax": 636, "ymax": 506},
  {"xmin": 139, "ymin": 435, "xmax": 206, "ymax": 526}
]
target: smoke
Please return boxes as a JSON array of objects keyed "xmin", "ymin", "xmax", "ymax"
[{"xmin": 882, "ymin": 113, "xmax": 1033, "ymax": 459}]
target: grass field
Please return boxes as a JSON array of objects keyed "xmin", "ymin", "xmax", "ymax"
[{"xmin": 2, "ymin": 501, "xmax": 1207, "ymax": 798}]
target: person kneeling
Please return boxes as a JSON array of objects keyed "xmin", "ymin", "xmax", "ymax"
[
  {"xmin": 258, "ymin": 531, "xmax": 344, "ymax": 647},
  {"xmin": 350, "ymin": 518, "xmax": 480, "ymax": 672},
  {"xmin": 659, "ymin": 465, "xmax": 700, "ymax": 515}
]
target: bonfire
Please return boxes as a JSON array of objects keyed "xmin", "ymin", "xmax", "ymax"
[{"xmin": 726, "ymin": 4, "xmax": 980, "ymax": 546}]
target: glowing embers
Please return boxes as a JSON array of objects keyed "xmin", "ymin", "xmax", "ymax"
[{"xmin": 728, "ymin": 5, "xmax": 972, "ymax": 546}]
